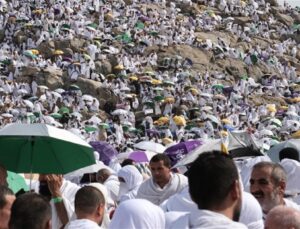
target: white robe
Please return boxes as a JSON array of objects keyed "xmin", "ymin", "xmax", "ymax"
[
  {"xmin": 136, "ymin": 173, "xmax": 188, "ymax": 205},
  {"xmin": 103, "ymin": 175, "xmax": 120, "ymax": 203},
  {"xmin": 280, "ymin": 159, "xmax": 300, "ymax": 204},
  {"xmin": 65, "ymin": 219, "xmax": 101, "ymax": 229},
  {"xmin": 109, "ymin": 199, "xmax": 165, "ymax": 229},
  {"xmin": 169, "ymin": 209, "xmax": 248, "ymax": 229}
]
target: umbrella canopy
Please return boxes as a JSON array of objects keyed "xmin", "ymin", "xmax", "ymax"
[
  {"xmin": 129, "ymin": 151, "xmax": 157, "ymax": 162},
  {"xmin": 7, "ymin": 171, "xmax": 29, "ymax": 194},
  {"xmin": 65, "ymin": 161, "xmax": 108, "ymax": 179},
  {"xmin": 134, "ymin": 141, "xmax": 166, "ymax": 154},
  {"xmin": 267, "ymin": 139, "xmax": 300, "ymax": 162},
  {"xmin": 89, "ymin": 141, "xmax": 118, "ymax": 166},
  {"xmin": 164, "ymin": 140, "xmax": 203, "ymax": 166},
  {"xmin": 117, "ymin": 151, "xmax": 157, "ymax": 163},
  {"xmin": 174, "ymin": 131, "xmax": 262, "ymax": 167},
  {"xmin": 0, "ymin": 123, "xmax": 95, "ymax": 174},
  {"xmin": 111, "ymin": 109, "xmax": 128, "ymax": 116}
]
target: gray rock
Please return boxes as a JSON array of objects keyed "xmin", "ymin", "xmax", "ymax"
[
  {"xmin": 38, "ymin": 41, "xmax": 55, "ymax": 59},
  {"xmin": 95, "ymin": 60, "xmax": 112, "ymax": 75},
  {"xmin": 276, "ymin": 13, "xmax": 294, "ymax": 26}
]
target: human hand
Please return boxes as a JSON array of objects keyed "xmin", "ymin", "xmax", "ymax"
[{"xmin": 45, "ymin": 174, "xmax": 63, "ymax": 198}]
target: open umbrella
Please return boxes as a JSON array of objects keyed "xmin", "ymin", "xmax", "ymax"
[
  {"xmin": 0, "ymin": 123, "xmax": 95, "ymax": 174},
  {"xmin": 164, "ymin": 140, "xmax": 203, "ymax": 166},
  {"xmin": 111, "ymin": 109, "xmax": 128, "ymax": 116},
  {"xmin": 267, "ymin": 139, "xmax": 300, "ymax": 162},
  {"xmin": 89, "ymin": 141, "xmax": 118, "ymax": 166},
  {"xmin": 134, "ymin": 141, "xmax": 166, "ymax": 153},
  {"xmin": 7, "ymin": 171, "xmax": 29, "ymax": 194}
]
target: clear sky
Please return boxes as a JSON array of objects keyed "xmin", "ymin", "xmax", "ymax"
[{"xmin": 277, "ymin": 0, "xmax": 299, "ymax": 7}]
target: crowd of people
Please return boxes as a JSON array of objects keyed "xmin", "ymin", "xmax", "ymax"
[{"xmin": 0, "ymin": 0, "xmax": 299, "ymax": 228}]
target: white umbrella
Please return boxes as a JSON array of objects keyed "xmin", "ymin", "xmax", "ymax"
[
  {"xmin": 52, "ymin": 91, "xmax": 62, "ymax": 98},
  {"xmin": 65, "ymin": 161, "xmax": 108, "ymax": 178},
  {"xmin": 89, "ymin": 116, "xmax": 102, "ymax": 125},
  {"xmin": 120, "ymin": 87, "xmax": 131, "ymax": 92},
  {"xmin": 2, "ymin": 113, "xmax": 13, "ymax": 118},
  {"xmin": 23, "ymin": 100, "xmax": 34, "ymax": 109},
  {"xmin": 200, "ymin": 93, "xmax": 212, "ymax": 98},
  {"xmin": 18, "ymin": 89, "xmax": 28, "ymax": 95},
  {"xmin": 134, "ymin": 141, "xmax": 166, "ymax": 154},
  {"xmin": 267, "ymin": 139, "xmax": 300, "ymax": 163},
  {"xmin": 111, "ymin": 109, "xmax": 128, "ymax": 116},
  {"xmin": 260, "ymin": 129, "xmax": 274, "ymax": 137},
  {"xmin": 174, "ymin": 139, "xmax": 222, "ymax": 167},
  {"xmin": 206, "ymin": 114, "xmax": 221, "ymax": 125},
  {"xmin": 82, "ymin": 94, "xmax": 94, "ymax": 102},
  {"xmin": 71, "ymin": 112, "xmax": 83, "ymax": 120},
  {"xmin": 38, "ymin": 85, "xmax": 49, "ymax": 90},
  {"xmin": 55, "ymin": 88, "xmax": 65, "ymax": 94}
]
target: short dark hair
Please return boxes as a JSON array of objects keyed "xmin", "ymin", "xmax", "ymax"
[
  {"xmin": 252, "ymin": 161, "xmax": 286, "ymax": 186},
  {"xmin": 188, "ymin": 151, "xmax": 239, "ymax": 209},
  {"xmin": 75, "ymin": 186, "xmax": 105, "ymax": 215},
  {"xmin": 150, "ymin": 154, "xmax": 171, "ymax": 168},
  {"xmin": 121, "ymin": 159, "xmax": 135, "ymax": 167},
  {"xmin": 279, "ymin": 147, "xmax": 299, "ymax": 162},
  {"xmin": 9, "ymin": 193, "xmax": 51, "ymax": 229},
  {"xmin": 0, "ymin": 185, "xmax": 14, "ymax": 209}
]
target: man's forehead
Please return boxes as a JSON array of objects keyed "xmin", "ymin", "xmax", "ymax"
[
  {"xmin": 150, "ymin": 160, "xmax": 165, "ymax": 167},
  {"xmin": 251, "ymin": 166, "xmax": 272, "ymax": 177}
]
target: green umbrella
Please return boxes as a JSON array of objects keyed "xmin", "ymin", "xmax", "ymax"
[
  {"xmin": 69, "ymin": 84, "xmax": 81, "ymax": 91},
  {"xmin": 59, "ymin": 107, "xmax": 70, "ymax": 114},
  {"xmin": 135, "ymin": 21, "xmax": 145, "ymax": 29},
  {"xmin": 0, "ymin": 123, "xmax": 95, "ymax": 174},
  {"xmin": 153, "ymin": 95, "xmax": 164, "ymax": 102},
  {"xmin": 23, "ymin": 50, "xmax": 37, "ymax": 59},
  {"xmin": 163, "ymin": 81, "xmax": 175, "ymax": 86},
  {"xmin": 87, "ymin": 23, "xmax": 98, "ymax": 29},
  {"xmin": 61, "ymin": 24, "xmax": 71, "ymax": 31},
  {"xmin": 212, "ymin": 84, "xmax": 224, "ymax": 90},
  {"xmin": 98, "ymin": 123, "xmax": 109, "ymax": 129},
  {"xmin": 85, "ymin": 126, "xmax": 98, "ymax": 133},
  {"xmin": 250, "ymin": 54, "xmax": 258, "ymax": 64},
  {"xmin": 50, "ymin": 113, "xmax": 62, "ymax": 119},
  {"xmin": 7, "ymin": 171, "xmax": 29, "ymax": 194},
  {"xmin": 148, "ymin": 31, "xmax": 159, "ymax": 36}
]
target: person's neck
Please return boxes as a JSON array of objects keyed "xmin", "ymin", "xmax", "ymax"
[
  {"xmin": 77, "ymin": 214, "xmax": 101, "ymax": 225},
  {"xmin": 155, "ymin": 175, "xmax": 171, "ymax": 189}
]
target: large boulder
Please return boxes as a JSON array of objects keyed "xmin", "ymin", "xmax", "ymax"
[
  {"xmin": 38, "ymin": 41, "xmax": 55, "ymax": 59},
  {"xmin": 70, "ymin": 38, "xmax": 86, "ymax": 52},
  {"xmin": 97, "ymin": 87, "xmax": 118, "ymax": 108},
  {"xmin": 95, "ymin": 60, "xmax": 112, "ymax": 75},
  {"xmin": 276, "ymin": 13, "xmax": 294, "ymax": 26},
  {"xmin": 13, "ymin": 30, "xmax": 27, "ymax": 45},
  {"xmin": 19, "ymin": 66, "xmax": 40, "ymax": 77},
  {"xmin": 35, "ymin": 66, "xmax": 64, "ymax": 89}
]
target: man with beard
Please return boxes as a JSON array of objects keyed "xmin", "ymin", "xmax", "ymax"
[
  {"xmin": 185, "ymin": 151, "xmax": 246, "ymax": 228},
  {"xmin": 250, "ymin": 161, "xmax": 300, "ymax": 220}
]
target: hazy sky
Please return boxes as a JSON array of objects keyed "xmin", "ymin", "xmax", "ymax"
[{"xmin": 277, "ymin": 0, "xmax": 299, "ymax": 7}]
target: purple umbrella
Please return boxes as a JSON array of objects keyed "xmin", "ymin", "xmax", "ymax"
[
  {"xmin": 164, "ymin": 140, "xmax": 202, "ymax": 166},
  {"xmin": 128, "ymin": 151, "xmax": 156, "ymax": 163},
  {"xmin": 89, "ymin": 141, "xmax": 118, "ymax": 166}
]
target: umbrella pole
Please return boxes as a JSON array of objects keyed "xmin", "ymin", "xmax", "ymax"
[{"xmin": 29, "ymin": 137, "xmax": 35, "ymax": 191}]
